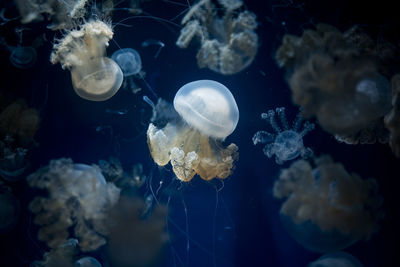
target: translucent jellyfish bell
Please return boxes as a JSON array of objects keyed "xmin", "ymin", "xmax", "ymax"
[
  {"xmin": 111, "ymin": 48, "xmax": 142, "ymax": 77},
  {"xmin": 9, "ymin": 46, "xmax": 37, "ymax": 69},
  {"xmin": 71, "ymin": 57, "xmax": 123, "ymax": 101},
  {"xmin": 173, "ymin": 80, "xmax": 239, "ymax": 139}
]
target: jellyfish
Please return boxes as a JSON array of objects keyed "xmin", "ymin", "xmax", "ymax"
[
  {"xmin": 0, "ymin": 136, "xmax": 30, "ymax": 182},
  {"xmin": 253, "ymin": 107, "xmax": 314, "ymax": 164},
  {"xmin": 0, "ymin": 33, "xmax": 37, "ymax": 69},
  {"xmin": 273, "ymin": 155, "xmax": 383, "ymax": 253},
  {"xmin": 75, "ymin": 256, "xmax": 102, "ymax": 267},
  {"xmin": 15, "ymin": 0, "xmax": 88, "ymax": 30},
  {"xmin": 50, "ymin": 20, "xmax": 123, "ymax": 101},
  {"xmin": 176, "ymin": 0, "xmax": 258, "ymax": 75},
  {"xmin": 31, "ymin": 238, "xmax": 78, "ymax": 267},
  {"xmin": 27, "ymin": 158, "xmax": 120, "ymax": 251},
  {"xmin": 147, "ymin": 80, "xmax": 239, "ymax": 182},
  {"xmin": 275, "ymin": 24, "xmax": 393, "ymax": 141},
  {"xmin": 111, "ymin": 48, "xmax": 144, "ymax": 94},
  {"xmin": 308, "ymin": 252, "xmax": 364, "ymax": 267},
  {"xmin": 0, "ymin": 186, "xmax": 20, "ymax": 234}
]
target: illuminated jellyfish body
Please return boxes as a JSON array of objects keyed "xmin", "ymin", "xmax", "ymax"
[
  {"xmin": 50, "ymin": 20, "xmax": 123, "ymax": 101},
  {"xmin": 308, "ymin": 252, "xmax": 364, "ymax": 267},
  {"xmin": 147, "ymin": 80, "xmax": 239, "ymax": 182},
  {"xmin": 274, "ymin": 156, "xmax": 383, "ymax": 253},
  {"xmin": 176, "ymin": 0, "xmax": 258, "ymax": 75},
  {"xmin": 0, "ymin": 187, "xmax": 20, "ymax": 234},
  {"xmin": 111, "ymin": 48, "xmax": 144, "ymax": 94},
  {"xmin": 253, "ymin": 107, "xmax": 314, "ymax": 164}
]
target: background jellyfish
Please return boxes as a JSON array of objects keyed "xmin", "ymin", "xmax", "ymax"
[
  {"xmin": 275, "ymin": 24, "xmax": 393, "ymax": 142},
  {"xmin": 147, "ymin": 80, "xmax": 239, "ymax": 182},
  {"xmin": 253, "ymin": 107, "xmax": 314, "ymax": 164},
  {"xmin": 0, "ymin": 185, "xmax": 20, "ymax": 234},
  {"xmin": 27, "ymin": 158, "xmax": 121, "ymax": 252},
  {"xmin": 75, "ymin": 256, "xmax": 102, "ymax": 267},
  {"xmin": 273, "ymin": 155, "xmax": 384, "ymax": 253},
  {"xmin": 111, "ymin": 48, "xmax": 144, "ymax": 94},
  {"xmin": 50, "ymin": 20, "xmax": 123, "ymax": 101},
  {"xmin": 106, "ymin": 195, "xmax": 168, "ymax": 267},
  {"xmin": 31, "ymin": 238, "xmax": 78, "ymax": 267},
  {"xmin": 15, "ymin": 0, "xmax": 88, "ymax": 30},
  {"xmin": 176, "ymin": 0, "xmax": 258, "ymax": 75},
  {"xmin": 308, "ymin": 252, "xmax": 364, "ymax": 267}
]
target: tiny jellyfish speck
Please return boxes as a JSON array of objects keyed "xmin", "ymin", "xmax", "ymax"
[{"xmin": 253, "ymin": 107, "xmax": 314, "ymax": 164}]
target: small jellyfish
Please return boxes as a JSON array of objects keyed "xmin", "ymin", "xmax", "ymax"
[
  {"xmin": 75, "ymin": 256, "xmax": 102, "ymax": 267},
  {"xmin": 111, "ymin": 48, "xmax": 143, "ymax": 94},
  {"xmin": 50, "ymin": 20, "xmax": 123, "ymax": 101},
  {"xmin": 147, "ymin": 80, "xmax": 239, "ymax": 182},
  {"xmin": 253, "ymin": 107, "xmax": 314, "ymax": 164},
  {"xmin": 308, "ymin": 252, "xmax": 364, "ymax": 267},
  {"xmin": 0, "ymin": 33, "xmax": 37, "ymax": 69}
]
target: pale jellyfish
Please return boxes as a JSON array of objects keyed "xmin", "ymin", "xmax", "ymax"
[
  {"xmin": 50, "ymin": 20, "xmax": 123, "ymax": 101},
  {"xmin": 111, "ymin": 48, "xmax": 143, "ymax": 94},
  {"xmin": 147, "ymin": 80, "xmax": 239, "ymax": 182},
  {"xmin": 308, "ymin": 252, "xmax": 364, "ymax": 267},
  {"xmin": 0, "ymin": 32, "xmax": 37, "ymax": 69}
]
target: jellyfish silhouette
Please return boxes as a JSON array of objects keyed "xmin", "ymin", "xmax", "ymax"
[
  {"xmin": 308, "ymin": 252, "xmax": 364, "ymax": 267},
  {"xmin": 111, "ymin": 48, "xmax": 144, "ymax": 94},
  {"xmin": 75, "ymin": 256, "xmax": 102, "ymax": 267},
  {"xmin": 50, "ymin": 20, "xmax": 123, "ymax": 101},
  {"xmin": 147, "ymin": 80, "xmax": 239, "ymax": 182},
  {"xmin": 0, "ymin": 35, "xmax": 37, "ymax": 69}
]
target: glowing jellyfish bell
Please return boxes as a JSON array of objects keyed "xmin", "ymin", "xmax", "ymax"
[
  {"xmin": 111, "ymin": 48, "xmax": 142, "ymax": 77},
  {"xmin": 174, "ymin": 80, "xmax": 239, "ymax": 139},
  {"xmin": 9, "ymin": 46, "xmax": 37, "ymax": 69}
]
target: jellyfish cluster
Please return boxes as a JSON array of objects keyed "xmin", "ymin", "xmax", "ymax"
[
  {"xmin": 253, "ymin": 107, "xmax": 314, "ymax": 164},
  {"xmin": 50, "ymin": 20, "xmax": 123, "ymax": 101},
  {"xmin": 147, "ymin": 80, "xmax": 239, "ymax": 182},
  {"xmin": 176, "ymin": 0, "xmax": 258, "ymax": 75}
]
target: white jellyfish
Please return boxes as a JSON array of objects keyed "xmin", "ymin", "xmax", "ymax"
[
  {"xmin": 50, "ymin": 20, "xmax": 123, "ymax": 101},
  {"xmin": 111, "ymin": 48, "xmax": 144, "ymax": 94},
  {"xmin": 147, "ymin": 80, "xmax": 239, "ymax": 182}
]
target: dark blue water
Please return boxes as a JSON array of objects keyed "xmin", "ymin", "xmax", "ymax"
[{"xmin": 0, "ymin": 0, "xmax": 398, "ymax": 266}]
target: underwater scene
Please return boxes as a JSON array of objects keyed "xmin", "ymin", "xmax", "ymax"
[{"xmin": 0, "ymin": 0, "xmax": 398, "ymax": 266}]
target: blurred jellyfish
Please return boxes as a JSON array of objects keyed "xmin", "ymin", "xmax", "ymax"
[
  {"xmin": 0, "ymin": 99, "xmax": 39, "ymax": 146},
  {"xmin": 50, "ymin": 20, "xmax": 123, "ymax": 101},
  {"xmin": 111, "ymin": 48, "xmax": 144, "ymax": 94},
  {"xmin": 32, "ymin": 238, "xmax": 78, "ymax": 267},
  {"xmin": 99, "ymin": 157, "xmax": 146, "ymax": 188},
  {"xmin": 27, "ymin": 158, "xmax": 120, "ymax": 251},
  {"xmin": 0, "ymin": 31, "xmax": 37, "ymax": 69},
  {"xmin": 273, "ymin": 155, "xmax": 383, "ymax": 253},
  {"xmin": 0, "ymin": 186, "xmax": 20, "ymax": 234},
  {"xmin": 107, "ymin": 195, "xmax": 168, "ymax": 267},
  {"xmin": 176, "ymin": 0, "xmax": 258, "ymax": 75},
  {"xmin": 275, "ymin": 24, "xmax": 392, "ymax": 141},
  {"xmin": 75, "ymin": 256, "xmax": 102, "ymax": 267},
  {"xmin": 0, "ymin": 136, "xmax": 30, "ymax": 182},
  {"xmin": 384, "ymin": 74, "xmax": 400, "ymax": 157},
  {"xmin": 15, "ymin": 0, "xmax": 88, "ymax": 30},
  {"xmin": 253, "ymin": 107, "xmax": 314, "ymax": 164},
  {"xmin": 142, "ymin": 39, "xmax": 165, "ymax": 58},
  {"xmin": 308, "ymin": 252, "xmax": 364, "ymax": 267},
  {"xmin": 147, "ymin": 80, "xmax": 239, "ymax": 182}
]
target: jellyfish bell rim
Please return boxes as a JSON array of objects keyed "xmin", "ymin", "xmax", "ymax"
[
  {"xmin": 9, "ymin": 46, "xmax": 37, "ymax": 69},
  {"xmin": 71, "ymin": 57, "xmax": 123, "ymax": 101},
  {"xmin": 111, "ymin": 48, "xmax": 142, "ymax": 77},
  {"xmin": 173, "ymin": 80, "xmax": 239, "ymax": 139}
]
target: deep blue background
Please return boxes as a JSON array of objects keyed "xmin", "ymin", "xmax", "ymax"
[{"xmin": 0, "ymin": 0, "xmax": 398, "ymax": 266}]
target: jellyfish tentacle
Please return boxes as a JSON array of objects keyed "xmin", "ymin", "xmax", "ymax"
[
  {"xmin": 292, "ymin": 112, "xmax": 303, "ymax": 132},
  {"xmin": 276, "ymin": 107, "xmax": 289, "ymax": 130},
  {"xmin": 300, "ymin": 121, "xmax": 315, "ymax": 137}
]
